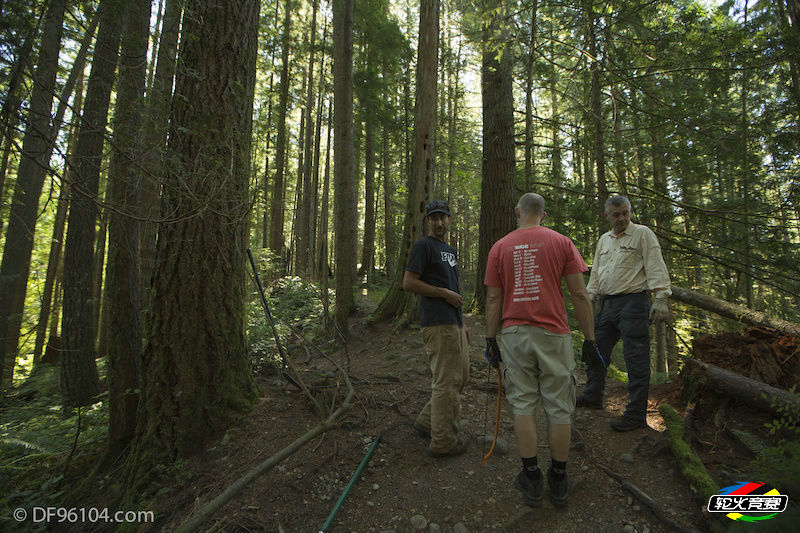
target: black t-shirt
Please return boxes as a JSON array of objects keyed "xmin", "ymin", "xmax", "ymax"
[{"xmin": 405, "ymin": 236, "xmax": 463, "ymax": 327}]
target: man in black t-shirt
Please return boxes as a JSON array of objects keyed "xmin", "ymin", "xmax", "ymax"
[{"xmin": 403, "ymin": 200, "xmax": 471, "ymax": 457}]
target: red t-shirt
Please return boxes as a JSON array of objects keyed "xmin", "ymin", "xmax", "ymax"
[{"xmin": 484, "ymin": 226, "xmax": 588, "ymax": 334}]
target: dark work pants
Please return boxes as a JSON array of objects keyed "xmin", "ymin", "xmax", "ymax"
[{"xmin": 581, "ymin": 292, "xmax": 651, "ymax": 422}]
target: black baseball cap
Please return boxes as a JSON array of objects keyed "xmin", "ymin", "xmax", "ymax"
[{"xmin": 425, "ymin": 199, "xmax": 451, "ymax": 217}]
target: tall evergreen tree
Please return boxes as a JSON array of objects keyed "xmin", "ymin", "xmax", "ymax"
[
  {"xmin": 61, "ymin": 0, "xmax": 123, "ymax": 407},
  {"xmin": 0, "ymin": 0, "xmax": 65, "ymax": 387},
  {"xmin": 127, "ymin": 0, "xmax": 260, "ymax": 484},
  {"xmin": 333, "ymin": 0, "xmax": 357, "ymax": 334}
]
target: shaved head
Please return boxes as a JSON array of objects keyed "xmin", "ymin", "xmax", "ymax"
[{"xmin": 517, "ymin": 193, "xmax": 545, "ymax": 217}]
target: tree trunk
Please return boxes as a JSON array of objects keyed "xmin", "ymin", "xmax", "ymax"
[
  {"xmin": 0, "ymin": 11, "xmax": 37, "ymax": 149},
  {"xmin": 670, "ymin": 286, "xmax": 800, "ymax": 338},
  {"xmin": 33, "ymin": 65, "xmax": 85, "ymax": 365},
  {"xmin": 382, "ymin": 122, "xmax": 395, "ymax": 278},
  {"xmin": 295, "ymin": 0, "xmax": 319, "ymax": 277},
  {"xmin": 524, "ymin": 0, "xmax": 538, "ymax": 192},
  {"xmin": 268, "ymin": 0, "xmax": 293, "ymax": 262},
  {"xmin": 585, "ymin": 0, "xmax": 607, "ymax": 232},
  {"xmin": 333, "ymin": 0, "xmax": 357, "ymax": 335},
  {"xmin": 0, "ymin": 0, "xmax": 66, "ymax": 387},
  {"xmin": 315, "ymin": 100, "xmax": 332, "ymax": 282},
  {"xmin": 474, "ymin": 0, "xmax": 516, "ymax": 312},
  {"xmin": 138, "ymin": 0, "xmax": 182, "ymax": 311},
  {"xmin": 309, "ymin": 41, "xmax": 327, "ymax": 276},
  {"xmin": 126, "ymin": 0, "xmax": 260, "ymax": 489},
  {"xmin": 61, "ymin": 0, "xmax": 124, "ymax": 408},
  {"xmin": 102, "ymin": 0, "xmax": 150, "ymax": 466},
  {"xmin": 31, "ymin": 12, "xmax": 98, "ymax": 366},
  {"xmin": 683, "ymin": 359, "xmax": 800, "ymax": 417},
  {"xmin": 359, "ymin": 118, "xmax": 376, "ymax": 280},
  {"xmin": 371, "ymin": 0, "xmax": 439, "ymax": 324}
]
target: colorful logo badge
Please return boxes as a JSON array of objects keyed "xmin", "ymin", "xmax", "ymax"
[{"xmin": 708, "ymin": 482, "xmax": 788, "ymax": 523}]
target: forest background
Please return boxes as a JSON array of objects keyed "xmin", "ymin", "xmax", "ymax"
[{"xmin": 0, "ymin": 0, "xmax": 799, "ymax": 515}]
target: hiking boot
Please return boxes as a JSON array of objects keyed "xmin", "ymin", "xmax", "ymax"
[
  {"xmin": 426, "ymin": 435, "xmax": 468, "ymax": 458},
  {"xmin": 514, "ymin": 469, "xmax": 543, "ymax": 507},
  {"xmin": 576, "ymin": 396, "xmax": 603, "ymax": 410},
  {"xmin": 610, "ymin": 416, "xmax": 647, "ymax": 432},
  {"xmin": 413, "ymin": 421, "xmax": 431, "ymax": 438},
  {"xmin": 547, "ymin": 468, "xmax": 570, "ymax": 507}
]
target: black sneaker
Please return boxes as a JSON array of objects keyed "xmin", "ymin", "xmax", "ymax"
[
  {"xmin": 514, "ymin": 469, "xmax": 543, "ymax": 507},
  {"xmin": 575, "ymin": 396, "xmax": 602, "ymax": 410},
  {"xmin": 610, "ymin": 416, "xmax": 647, "ymax": 432},
  {"xmin": 547, "ymin": 468, "xmax": 570, "ymax": 507}
]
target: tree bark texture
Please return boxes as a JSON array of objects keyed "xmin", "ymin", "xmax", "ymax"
[
  {"xmin": 127, "ymin": 0, "xmax": 260, "ymax": 483},
  {"xmin": 475, "ymin": 2, "xmax": 516, "ymax": 312},
  {"xmin": 333, "ymin": 0, "xmax": 357, "ymax": 334},
  {"xmin": 103, "ymin": 0, "xmax": 150, "ymax": 464},
  {"xmin": 0, "ymin": 0, "xmax": 65, "ymax": 386},
  {"xmin": 61, "ymin": 0, "xmax": 123, "ymax": 407},
  {"xmin": 138, "ymin": 0, "xmax": 182, "ymax": 310}
]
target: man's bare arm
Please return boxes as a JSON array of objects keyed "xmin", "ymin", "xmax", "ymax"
[
  {"xmin": 566, "ymin": 272, "xmax": 595, "ymax": 341},
  {"xmin": 402, "ymin": 270, "xmax": 463, "ymax": 308}
]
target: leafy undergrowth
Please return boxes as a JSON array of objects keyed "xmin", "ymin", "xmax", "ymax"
[{"xmin": 0, "ymin": 365, "xmax": 109, "ymax": 532}]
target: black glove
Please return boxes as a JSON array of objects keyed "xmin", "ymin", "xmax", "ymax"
[
  {"xmin": 581, "ymin": 340, "xmax": 607, "ymax": 371},
  {"xmin": 485, "ymin": 338, "xmax": 501, "ymax": 368}
]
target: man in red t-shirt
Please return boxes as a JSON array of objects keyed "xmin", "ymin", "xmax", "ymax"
[{"xmin": 484, "ymin": 193, "xmax": 597, "ymax": 508}]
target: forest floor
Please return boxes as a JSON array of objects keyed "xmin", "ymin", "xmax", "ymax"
[
  {"xmin": 148, "ymin": 295, "xmax": 766, "ymax": 533},
  {"xmin": 4, "ymin": 290, "xmax": 798, "ymax": 533}
]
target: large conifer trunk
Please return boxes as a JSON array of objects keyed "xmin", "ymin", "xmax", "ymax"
[
  {"xmin": 475, "ymin": 1, "xmax": 516, "ymax": 311},
  {"xmin": 127, "ymin": 0, "xmax": 259, "ymax": 482},
  {"xmin": 61, "ymin": 0, "xmax": 123, "ymax": 406}
]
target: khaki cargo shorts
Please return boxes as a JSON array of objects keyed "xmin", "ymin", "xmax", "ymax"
[{"xmin": 500, "ymin": 324, "xmax": 577, "ymax": 425}]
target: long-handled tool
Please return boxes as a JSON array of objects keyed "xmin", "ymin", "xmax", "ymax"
[{"xmin": 319, "ymin": 433, "xmax": 382, "ymax": 532}]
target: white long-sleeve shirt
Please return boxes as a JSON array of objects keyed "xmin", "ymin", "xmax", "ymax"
[{"xmin": 586, "ymin": 222, "xmax": 671, "ymax": 300}]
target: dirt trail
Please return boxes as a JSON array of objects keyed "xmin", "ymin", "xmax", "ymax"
[{"xmin": 158, "ymin": 312, "xmax": 705, "ymax": 533}]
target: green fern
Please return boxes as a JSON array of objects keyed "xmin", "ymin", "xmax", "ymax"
[{"xmin": 0, "ymin": 437, "xmax": 49, "ymax": 454}]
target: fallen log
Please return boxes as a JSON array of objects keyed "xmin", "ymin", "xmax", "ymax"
[
  {"xmin": 658, "ymin": 404, "xmax": 718, "ymax": 504},
  {"xmin": 683, "ymin": 359, "xmax": 800, "ymax": 417},
  {"xmin": 670, "ymin": 286, "xmax": 800, "ymax": 339}
]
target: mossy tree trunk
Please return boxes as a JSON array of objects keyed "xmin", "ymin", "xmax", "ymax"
[
  {"xmin": 102, "ymin": 0, "xmax": 151, "ymax": 467},
  {"xmin": 126, "ymin": 0, "xmax": 260, "ymax": 488}
]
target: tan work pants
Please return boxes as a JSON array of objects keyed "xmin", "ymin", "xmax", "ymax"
[{"xmin": 416, "ymin": 324, "xmax": 470, "ymax": 453}]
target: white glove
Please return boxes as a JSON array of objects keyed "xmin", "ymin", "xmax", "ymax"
[{"xmin": 649, "ymin": 298, "xmax": 671, "ymax": 324}]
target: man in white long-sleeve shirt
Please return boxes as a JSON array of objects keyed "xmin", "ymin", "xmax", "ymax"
[{"xmin": 577, "ymin": 195, "xmax": 672, "ymax": 432}]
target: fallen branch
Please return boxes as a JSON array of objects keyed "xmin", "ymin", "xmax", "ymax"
[
  {"xmin": 175, "ymin": 365, "xmax": 355, "ymax": 533},
  {"xmin": 592, "ymin": 459, "xmax": 704, "ymax": 533}
]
